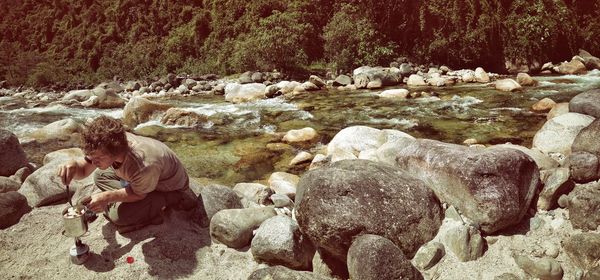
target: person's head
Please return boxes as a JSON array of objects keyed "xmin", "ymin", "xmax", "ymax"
[{"xmin": 81, "ymin": 116, "xmax": 129, "ymax": 169}]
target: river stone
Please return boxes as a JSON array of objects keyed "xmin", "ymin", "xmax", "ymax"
[
  {"xmin": 0, "ymin": 129, "xmax": 28, "ymax": 177},
  {"xmin": 532, "ymin": 98, "xmax": 556, "ymax": 112},
  {"xmin": 0, "ymin": 177, "xmax": 22, "ymax": 193},
  {"xmin": 28, "ymin": 118, "xmax": 83, "ymax": 143},
  {"xmin": 296, "ymin": 159, "xmax": 442, "ymax": 262},
  {"xmin": 563, "ymin": 232, "xmax": 600, "ymax": 271},
  {"xmin": 225, "ymin": 82, "xmax": 266, "ymax": 103},
  {"xmin": 517, "ymin": 72, "xmax": 536, "ymax": 86},
  {"xmin": 251, "ymin": 215, "xmax": 315, "ymax": 270},
  {"xmin": 326, "ymin": 126, "xmax": 414, "ymax": 162},
  {"xmin": 474, "ymin": 67, "xmax": 490, "ymax": 83},
  {"xmin": 270, "ymin": 193, "xmax": 292, "ymax": 208},
  {"xmin": 557, "ymin": 59, "xmax": 587, "ymax": 75},
  {"xmin": 564, "ymin": 181, "xmax": 600, "ymax": 230},
  {"xmin": 366, "ymin": 79, "xmax": 383, "ymax": 89},
  {"xmin": 17, "ymin": 160, "xmax": 94, "ymax": 208},
  {"xmin": 393, "ymin": 139, "xmax": 539, "ymax": 233},
  {"xmin": 42, "ymin": 148, "xmax": 84, "ymax": 165},
  {"xmin": 122, "ymin": 97, "xmax": 172, "ymax": 128},
  {"xmin": 354, "ymin": 73, "xmax": 369, "ymax": 89},
  {"xmin": 567, "ymin": 151, "xmax": 599, "ymax": 183},
  {"xmin": 83, "ymin": 88, "xmax": 125, "ymax": 109},
  {"xmin": 495, "ymin": 143, "xmax": 558, "ymax": 171},
  {"xmin": 309, "ymin": 75, "xmax": 326, "ymax": 88},
  {"xmin": 0, "ymin": 191, "xmax": 30, "ymax": 229},
  {"xmin": 233, "ymin": 182, "xmax": 272, "ymax": 207},
  {"xmin": 440, "ymin": 221, "xmax": 484, "ymax": 262},
  {"xmin": 333, "ymin": 75, "xmax": 352, "ymax": 86},
  {"xmin": 495, "ymin": 79, "xmax": 522, "ymax": 92},
  {"xmin": 282, "ymin": 127, "xmax": 318, "ymax": 143},
  {"xmin": 62, "ymin": 89, "xmax": 93, "ymax": 102},
  {"xmin": 412, "ymin": 241, "xmax": 445, "ymax": 270},
  {"xmin": 379, "ymin": 89, "xmax": 409, "ymax": 99},
  {"xmin": 160, "ymin": 108, "xmax": 208, "ymax": 127},
  {"xmin": 532, "ymin": 112, "xmax": 594, "ymax": 157},
  {"xmin": 547, "ymin": 102, "xmax": 569, "ymax": 120},
  {"xmin": 290, "ymin": 151, "xmax": 313, "ymax": 166},
  {"xmin": 579, "ymin": 49, "xmax": 600, "ymax": 70},
  {"xmin": 9, "ymin": 166, "xmax": 34, "ymax": 185},
  {"xmin": 570, "ymin": 89, "xmax": 600, "ymax": 118},
  {"xmin": 268, "ymin": 172, "xmax": 298, "ymax": 200},
  {"xmin": 347, "ymin": 234, "xmax": 422, "ymax": 280},
  {"xmin": 537, "ymin": 168, "xmax": 575, "ymax": 210},
  {"xmin": 248, "ymin": 265, "xmax": 331, "ymax": 280},
  {"xmin": 200, "ymin": 184, "xmax": 243, "ymax": 222},
  {"xmin": 407, "ymin": 74, "xmax": 427, "ymax": 86},
  {"xmin": 514, "ymin": 255, "xmax": 563, "ymax": 280},
  {"xmin": 210, "ymin": 206, "xmax": 277, "ymax": 248}
]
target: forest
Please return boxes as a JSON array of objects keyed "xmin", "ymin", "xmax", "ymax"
[{"xmin": 0, "ymin": 0, "xmax": 598, "ymax": 88}]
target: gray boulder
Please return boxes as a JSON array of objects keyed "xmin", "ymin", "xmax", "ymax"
[
  {"xmin": 17, "ymin": 160, "xmax": 93, "ymax": 207},
  {"xmin": 570, "ymin": 89, "xmax": 600, "ymax": 118},
  {"xmin": 0, "ymin": 191, "xmax": 30, "ymax": 229},
  {"xmin": 251, "ymin": 215, "xmax": 315, "ymax": 270},
  {"xmin": 393, "ymin": 139, "xmax": 540, "ymax": 233},
  {"xmin": 532, "ymin": 112, "xmax": 594, "ymax": 158},
  {"xmin": 233, "ymin": 183, "xmax": 272, "ymax": 207},
  {"xmin": 209, "ymin": 206, "xmax": 277, "ymax": 248},
  {"xmin": 0, "ymin": 129, "xmax": 28, "ymax": 177},
  {"xmin": 537, "ymin": 168, "xmax": 575, "ymax": 210},
  {"xmin": 296, "ymin": 159, "xmax": 442, "ymax": 262},
  {"xmin": 0, "ymin": 177, "xmax": 21, "ymax": 193},
  {"xmin": 333, "ymin": 75, "xmax": 352, "ymax": 86},
  {"xmin": 568, "ymin": 151, "xmax": 599, "ymax": 183},
  {"xmin": 563, "ymin": 181, "xmax": 600, "ymax": 230},
  {"xmin": 347, "ymin": 234, "xmax": 422, "ymax": 280},
  {"xmin": 579, "ymin": 49, "xmax": 600, "ymax": 70},
  {"xmin": 557, "ymin": 59, "xmax": 587, "ymax": 74},
  {"xmin": 248, "ymin": 266, "xmax": 332, "ymax": 280},
  {"xmin": 563, "ymin": 232, "xmax": 600, "ymax": 271},
  {"xmin": 514, "ymin": 255, "xmax": 563, "ymax": 280},
  {"xmin": 200, "ymin": 184, "xmax": 243, "ymax": 222}
]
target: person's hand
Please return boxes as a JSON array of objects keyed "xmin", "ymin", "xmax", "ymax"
[
  {"xmin": 86, "ymin": 193, "xmax": 108, "ymax": 213},
  {"xmin": 57, "ymin": 161, "xmax": 78, "ymax": 186}
]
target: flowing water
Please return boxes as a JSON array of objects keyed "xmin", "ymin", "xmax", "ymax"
[{"xmin": 2, "ymin": 71, "xmax": 600, "ymax": 185}]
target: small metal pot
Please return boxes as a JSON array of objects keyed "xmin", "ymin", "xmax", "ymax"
[{"xmin": 62, "ymin": 207, "xmax": 88, "ymax": 238}]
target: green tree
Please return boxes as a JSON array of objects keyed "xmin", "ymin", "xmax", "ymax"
[{"xmin": 323, "ymin": 3, "xmax": 396, "ymax": 73}]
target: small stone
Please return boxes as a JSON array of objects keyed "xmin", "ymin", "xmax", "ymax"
[
  {"xmin": 514, "ymin": 255, "xmax": 563, "ymax": 280},
  {"xmin": 412, "ymin": 242, "xmax": 445, "ymax": 270}
]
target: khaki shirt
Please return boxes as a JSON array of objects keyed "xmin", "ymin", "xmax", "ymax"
[{"xmin": 114, "ymin": 132, "xmax": 189, "ymax": 195}]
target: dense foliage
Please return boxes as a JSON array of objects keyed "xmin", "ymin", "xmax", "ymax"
[{"xmin": 0, "ymin": 0, "xmax": 599, "ymax": 87}]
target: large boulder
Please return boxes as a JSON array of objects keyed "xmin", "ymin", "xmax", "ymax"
[
  {"xmin": 296, "ymin": 160, "xmax": 443, "ymax": 262},
  {"xmin": 578, "ymin": 49, "xmax": 600, "ymax": 70},
  {"xmin": 251, "ymin": 215, "xmax": 315, "ymax": 270},
  {"xmin": 351, "ymin": 66, "xmax": 401, "ymax": 87},
  {"xmin": 563, "ymin": 181, "xmax": 600, "ymax": 230},
  {"xmin": 532, "ymin": 112, "xmax": 594, "ymax": 157},
  {"xmin": 333, "ymin": 75, "xmax": 352, "ymax": 86},
  {"xmin": 0, "ymin": 130, "xmax": 28, "ymax": 177},
  {"xmin": 160, "ymin": 108, "xmax": 209, "ymax": 127},
  {"xmin": 474, "ymin": 67, "xmax": 490, "ymax": 83},
  {"xmin": 569, "ymin": 89, "xmax": 600, "ymax": 118},
  {"xmin": 569, "ymin": 118, "xmax": 600, "ymax": 182},
  {"xmin": 407, "ymin": 74, "xmax": 427, "ymax": 86},
  {"xmin": 200, "ymin": 184, "xmax": 243, "ymax": 222},
  {"xmin": 81, "ymin": 88, "xmax": 126, "ymax": 109},
  {"xmin": 42, "ymin": 148, "xmax": 84, "ymax": 165},
  {"xmin": 210, "ymin": 206, "xmax": 277, "ymax": 249},
  {"xmin": 516, "ymin": 73, "xmax": 537, "ymax": 86},
  {"xmin": 547, "ymin": 102, "xmax": 569, "ymax": 120},
  {"xmin": 122, "ymin": 97, "xmax": 172, "ymax": 128},
  {"xmin": 17, "ymin": 160, "xmax": 94, "ymax": 208},
  {"xmin": 393, "ymin": 139, "xmax": 540, "ymax": 233},
  {"xmin": 27, "ymin": 118, "xmax": 83, "ymax": 143},
  {"xmin": 0, "ymin": 191, "xmax": 30, "ymax": 229},
  {"xmin": 556, "ymin": 59, "xmax": 587, "ymax": 74},
  {"xmin": 224, "ymin": 83, "xmax": 266, "ymax": 103},
  {"xmin": 563, "ymin": 232, "xmax": 600, "ymax": 271},
  {"xmin": 495, "ymin": 143, "xmax": 558, "ymax": 171},
  {"xmin": 347, "ymin": 234, "xmax": 422, "ymax": 280},
  {"xmin": 495, "ymin": 79, "xmax": 522, "ymax": 92},
  {"xmin": 326, "ymin": 126, "xmax": 414, "ymax": 162}
]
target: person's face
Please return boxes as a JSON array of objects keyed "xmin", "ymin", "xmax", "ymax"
[{"xmin": 85, "ymin": 149, "xmax": 115, "ymax": 170}]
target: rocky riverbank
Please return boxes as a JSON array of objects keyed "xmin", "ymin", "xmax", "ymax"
[{"xmin": 1, "ymin": 51, "xmax": 600, "ymax": 279}]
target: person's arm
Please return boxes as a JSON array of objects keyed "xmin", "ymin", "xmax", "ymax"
[
  {"xmin": 58, "ymin": 158, "xmax": 97, "ymax": 186},
  {"xmin": 86, "ymin": 187, "xmax": 146, "ymax": 213}
]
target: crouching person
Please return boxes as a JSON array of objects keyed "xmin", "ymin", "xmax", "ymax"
[{"xmin": 58, "ymin": 115, "xmax": 200, "ymax": 233}]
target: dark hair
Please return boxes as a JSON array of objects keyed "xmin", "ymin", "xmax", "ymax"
[{"xmin": 81, "ymin": 116, "xmax": 129, "ymax": 155}]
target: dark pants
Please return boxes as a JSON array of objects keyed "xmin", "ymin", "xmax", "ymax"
[{"xmin": 93, "ymin": 168, "xmax": 196, "ymax": 226}]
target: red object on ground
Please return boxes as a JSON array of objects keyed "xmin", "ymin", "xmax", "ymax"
[{"xmin": 126, "ymin": 256, "xmax": 134, "ymax": 264}]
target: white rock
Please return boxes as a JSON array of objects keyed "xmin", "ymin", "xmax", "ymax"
[{"xmin": 532, "ymin": 113, "xmax": 595, "ymax": 157}]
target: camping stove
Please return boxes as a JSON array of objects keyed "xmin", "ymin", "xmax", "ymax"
[{"xmin": 62, "ymin": 205, "xmax": 96, "ymax": 264}]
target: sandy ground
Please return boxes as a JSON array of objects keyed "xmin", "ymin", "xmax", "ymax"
[{"xmin": 0, "ymin": 205, "xmax": 266, "ymax": 280}]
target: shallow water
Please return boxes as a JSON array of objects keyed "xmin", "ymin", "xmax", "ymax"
[{"xmin": 2, "ymin": 71, "xmax": 600, "ymax": 184}]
